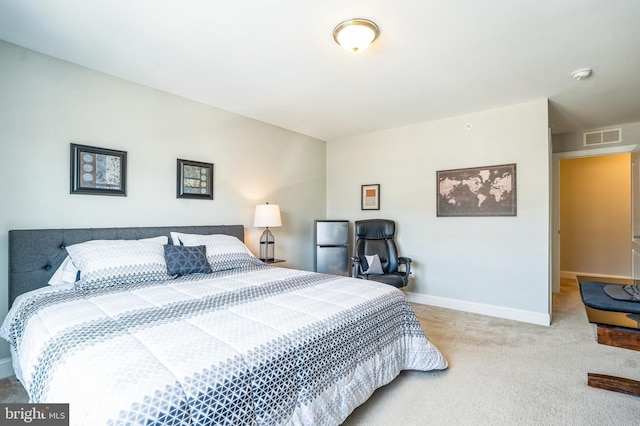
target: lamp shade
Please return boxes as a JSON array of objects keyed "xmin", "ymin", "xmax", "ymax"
[{"xmin": 253, "ymin": 203, "xmax": 282, "ymax": 228}]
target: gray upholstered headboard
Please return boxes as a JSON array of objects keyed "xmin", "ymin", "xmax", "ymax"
[{"xmin": 8, "ymin": 225, "xmax": 244, "ymax": 307}]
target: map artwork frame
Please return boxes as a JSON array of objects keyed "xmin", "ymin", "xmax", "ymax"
[
  {"xmin": 70, "ymin": 143, "xmax": 127, "ymax": 196},
  {"xmin": 437, "ymin": 163, "xmax": 516, "ymax": 217},
  {"xmin": 177, "ymin": 159, "xmax": 214, "ymax": 200}
]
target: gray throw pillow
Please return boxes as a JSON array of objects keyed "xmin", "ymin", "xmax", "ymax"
[
  {"xmin": 363, "ymin": 254, "xmax": 384, "ymax": 275},
  {"xmin": 164, "ymin": 244, "xmax": 213, "ymax": 277}
]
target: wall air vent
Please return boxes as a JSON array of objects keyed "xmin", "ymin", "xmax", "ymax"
[{"xmin": 583, "ymin": 128, "xmax": 622, "ymax": 146}]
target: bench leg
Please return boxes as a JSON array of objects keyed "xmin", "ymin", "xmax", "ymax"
[{"xmin": 588, "ymin": 373, "xmax": 640, "ymax": 397}]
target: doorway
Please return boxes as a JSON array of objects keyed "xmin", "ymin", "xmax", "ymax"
[
  {"xmin": 559, "ymin": 154, "xmax": 631, "ymax": 276},
  {"xmin": 551, "ymin": 145, "xmax": 636, "ymax": 308}
]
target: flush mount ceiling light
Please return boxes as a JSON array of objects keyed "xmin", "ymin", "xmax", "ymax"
[
  {"xmin": 333, "ymin": 18, "xmax": 379, "ymax": 53},
  {"xmin": 571, "ymin": 68, "xmax": 592, "ymax": 80}
]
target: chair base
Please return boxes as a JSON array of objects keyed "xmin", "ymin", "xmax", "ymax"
[{"xmin": 357, "ymin": 274, "xmax": 408, "ymax": 288}]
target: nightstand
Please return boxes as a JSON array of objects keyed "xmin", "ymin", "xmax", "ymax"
[{"xmin": 261, "ymin": 259, "xmax": 285, "ymax": 264}]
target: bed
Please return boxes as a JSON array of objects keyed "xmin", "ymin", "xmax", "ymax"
[{"xmin": 1, "ymin": 225, "xmax": 447, "ymax": 425}]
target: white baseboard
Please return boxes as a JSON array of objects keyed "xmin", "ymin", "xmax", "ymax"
[
  {"xmin": 560, "ymin": 271, "xmax": 578, "ymax": 280},
  {"xmin": 405, "ymin": 292, "xmax": 551, "ymax": 326},
  {"xmin": 0, "ymin": 357, "xmax": 14, "ymax": 379},
  {"xmin": 561, "ymin": 271, "xmax": 632, "ymax": 281}
]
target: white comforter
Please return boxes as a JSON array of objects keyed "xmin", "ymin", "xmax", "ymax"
[{"xmin": 1, "ymin": 265, "xmax": 447, "ymax": 425}]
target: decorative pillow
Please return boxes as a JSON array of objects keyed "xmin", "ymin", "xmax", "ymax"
[
  {"xmin": 173, "ymin": 233, "xmax": 263, "ymax": 272},
  {"xmin": 48, "ymin": 236, "xmax": 169, "ymax": 286},
  {"xmin": 363, "ymin": 254, "xmax": 384, "ymax": 275},
  {"xmin": 66, "ymin": 239, "xmax": 174, "ymax": 292},
  {"xmin": 164, "ymin": 245, "xmax": 212, "ymax": 276}
]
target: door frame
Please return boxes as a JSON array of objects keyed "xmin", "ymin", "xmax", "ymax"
[
  {"xmin": 631, "ymin": 145, "xmax": 640, "ymax": 280},
  {"xmin": 551, "ymin": 144, "xmax": 638, "ymax": 302}
]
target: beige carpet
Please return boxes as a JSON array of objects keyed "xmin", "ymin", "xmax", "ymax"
[
  {"xmin": 1, "ymin": 280, "xmax": 638, "ymax": 425},
  {"xmin": 344, "ymin": 279, "xmax": 640, "ymax": 425},
  {"xmin": 0, "ymin": 373, "xmax": 27, "ymax": 403}
]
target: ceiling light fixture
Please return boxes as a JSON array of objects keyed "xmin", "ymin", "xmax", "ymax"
[
  {"xmin": 571, "ymin": 68, "xmax": 592, "ymax": 81},
  {"xmin": 333, "ymin": 18, "xmax": 379, "ymax": 53}
]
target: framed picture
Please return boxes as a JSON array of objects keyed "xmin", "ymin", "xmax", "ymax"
[
  {"xmin": 361, "ymin": 184, "xmax": 380, "ymax": 210},
  {"xmin": 437, "ymin": 163, "xmax": 516, "ymax": 217},
  {"xmin": 177, "ymin": 159, "xmax": 214, "ymax": 200},
  {"xmin": 70, "ymin": 143, "xmax": 127, "ymax": 196}
]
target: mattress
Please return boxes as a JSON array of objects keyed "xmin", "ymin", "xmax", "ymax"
[{"xmin": 1, "ymin": 264, "xmax": 447, "ymax": 425}]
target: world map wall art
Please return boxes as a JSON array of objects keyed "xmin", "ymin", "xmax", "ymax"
[{"xmin": 437, "ymin": 163, "xmax": 516, "ymax": 217}]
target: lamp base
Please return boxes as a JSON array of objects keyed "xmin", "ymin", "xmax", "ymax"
[{"xmin": 259, "ymin": 228, "xmax": 275, "ymax": 261}]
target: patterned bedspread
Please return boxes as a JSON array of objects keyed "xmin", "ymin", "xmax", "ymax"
[{"xmin": 1, "ymin": 265, "xmax": 447, "ymax": 425}]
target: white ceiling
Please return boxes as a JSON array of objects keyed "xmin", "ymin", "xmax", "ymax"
[{"xmin": 1, "ymin": 0, "xmax": 639, "ymax": 141}]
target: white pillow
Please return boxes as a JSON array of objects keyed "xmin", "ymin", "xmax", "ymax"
[
  {"xmin": 172, "ymin": 233, "xmax": 262, "ymax": 272},
  {"xmin": 170, "ymin": 231, "xmax": 184, "ymax": 246},
  {"xmin": 47, "ymin": 256, "xmax": 79, "ymax": 286},
  {"xmin": 67, "ymin": 239, "xmax": 173, "ymax": 292},
  {"xmin": 170, "ymin": 232, "xmax": 212, "ymax": 246},
  {"xmin": 47, "ymin": 235, "xmax": 168, "ymax": 286},
  {"xmin": 141, "ymin": 236, "xmax": 169, "ymax": 245}
]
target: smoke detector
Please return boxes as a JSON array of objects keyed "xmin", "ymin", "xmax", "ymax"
[{"xmin": 571, "ymin": 68, "xmax": 592, "ymax": 80}]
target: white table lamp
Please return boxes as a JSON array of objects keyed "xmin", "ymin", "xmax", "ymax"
[{"xmin": 253, "ymin": 202, "xmax": 282, "ymax": 261}]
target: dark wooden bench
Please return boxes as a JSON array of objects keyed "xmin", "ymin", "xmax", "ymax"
[{"xmin": 579, "ymin": 281, "xmax": 640, "ymax": 397}]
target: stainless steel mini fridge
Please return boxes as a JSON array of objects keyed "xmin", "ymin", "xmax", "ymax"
[{"xmin": 314, "ymin": 220, "xmax": 350, "ymax": 276}]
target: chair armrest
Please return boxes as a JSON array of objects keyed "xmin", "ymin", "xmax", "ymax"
[
  {"xmin": 351, "ymin": 256, "xmax": 361, "ymax": 278},
  {"xmin": 398, "ymin": 257, "xmax": 412, "ymax": 276}
]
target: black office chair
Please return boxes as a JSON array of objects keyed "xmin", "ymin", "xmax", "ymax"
[{"xmin": 351, "ymin": 219, "xmax": 412, "ymax": 287}]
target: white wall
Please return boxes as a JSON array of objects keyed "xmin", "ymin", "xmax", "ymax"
[
  {"xmin": 0, "ymin": 39, "xmax": 551, "ymax": 379},
  {"xmin": 0, "ymin": 41, "xmax": 326, "ymax": 366},
  {"xmin": 327, "ymin": 99, "xmax": 550, "ymax": 325}
]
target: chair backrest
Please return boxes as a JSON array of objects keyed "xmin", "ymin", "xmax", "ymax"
[{"xmin": 354, "ymin": 219, "xmax": 400, "ymax": 273}]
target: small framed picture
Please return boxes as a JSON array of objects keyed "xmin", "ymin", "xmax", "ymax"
[
  {"xmin": 70, "ymin": 143, "xmax": 127, "ymax": 196},
  {"xmin": 361, "ymin": 184, "xmax": 380, "ymax": 210},
  {"xmin": 177, "ymin": 159, "xmax": 214, "ymax": 200}
]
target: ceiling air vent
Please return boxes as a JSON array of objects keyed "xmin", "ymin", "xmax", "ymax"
[{"xmin": 583, "ymin": 128, "xmax": 622, "ymax": 146}]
